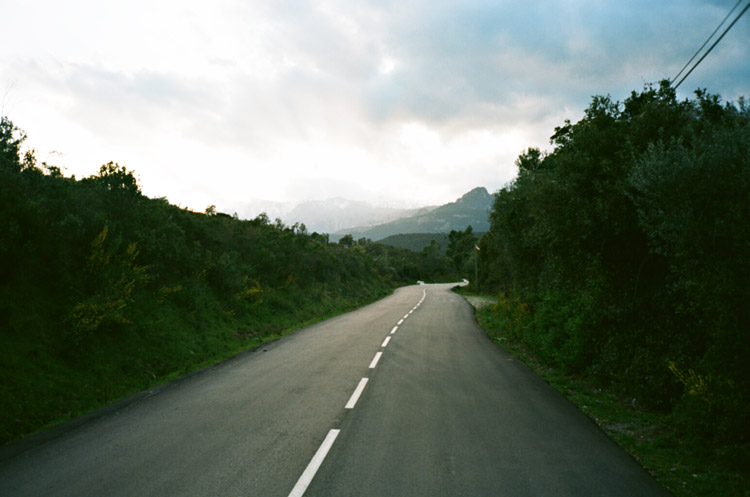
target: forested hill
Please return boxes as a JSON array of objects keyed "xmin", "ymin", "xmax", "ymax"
[
  {"xmin": 0, "ymin": 117, "xmax": 457, "ymax": 444},
  {"xmin": 333, "ymin": 186, "xmax": 493, "ymax": 241},
  {"xmin": 378, "ymin": 232, "xmax": 487, "ymax": 254}
]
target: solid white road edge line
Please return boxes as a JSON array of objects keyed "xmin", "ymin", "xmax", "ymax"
[
  {"xmin": 345, "ymin": 378, "xmax": 369, "ymax": 409},
  {"xmin": 381, "ymin": 336, "xmax": 391, "ymax": 347},
  {"xmin": 287, "ymin": 429, "xmax": 340, "ymax": 497},
  {"xmin": 369, "ymin": 352, "xmax": 382, "ymax": 369}
]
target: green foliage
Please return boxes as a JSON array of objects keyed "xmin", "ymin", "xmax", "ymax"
[
  {"xmin": 338, "ymin": 234, "xmax": 354, "ymax": 248},
  {"xmin": 0, "ymin": 116, "xmax": 26, "ymax": 171},
  {"xmin": 66, "ymin": 226, "xmax": 149, "ymax": 345},
  {"xmin": 379, "ymin": 233, "xmax": 449, "ymax": 253},
  {"xmin": 89, "ymin": 162, "xmax": 141, "ymax": 195},
  {"xmin": 446, "ymin": 225, "xmax": 478, "ymax": 276},
  {"xmin": 474, "ymin": 302, "xmax": 749, "ymax": 497},
  {"xmin": 480, "ymin": 83, "xmax": 749, "ymax": 461},
  {"xmin": 0, "ymin": 116, "xmax": 456, "ymax": 444}
]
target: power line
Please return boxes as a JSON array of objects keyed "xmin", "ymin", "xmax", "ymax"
[
  {"xmin": 672, "ymin": 0, "xmax": 750, "ymax": 90},
  {"xmin": 671, "ymin": 0, "xmax": 744, "ymax": 84}
]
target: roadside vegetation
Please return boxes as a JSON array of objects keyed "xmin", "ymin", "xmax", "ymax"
[
  {"xmin": 458, "ymin": 290, "xmax": 746, "ymax": 497},
  {"xmin": 472, "ymin": 82, "xmax": 749, "ymax": 496},
  {"xmin": 0, "ymin": 117, "xmax": 457, "ymax": 445}
]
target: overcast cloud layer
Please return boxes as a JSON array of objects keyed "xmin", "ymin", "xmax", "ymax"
[{"xmin": 1, "ymin": 0, "xmax": 748, "ymax": 212}]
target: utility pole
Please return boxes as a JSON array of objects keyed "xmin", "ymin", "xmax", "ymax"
[{"xmin": 474, "ymin": 245, "xmax": 480, "ymax": 294}]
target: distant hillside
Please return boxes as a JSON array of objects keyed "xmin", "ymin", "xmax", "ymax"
[
  {"xmin": 378, "ymin": 233, "xmax": 450, "ymax": 253},
  {"xmin": 378, "ymin": 232, "xmax": 486, "ymax": 254},
  {"xmin": 219, "ymin": 198, "xmax": 296, "ymax": 222},
  {"xmin": 334, "ymin": 187, "xmax": 493, "ymax": 241},
  {"xmin": 220, "ymin": 197, "xmax": 435, "ymax": 234},
  {"xmin": 283, "ymin": 199, "xmax": 434, "ymax": 234}
]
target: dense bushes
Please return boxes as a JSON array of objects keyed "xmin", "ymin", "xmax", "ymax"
[
  {"xmin": 0, "ymin": 116, "xmax": 457, "ymax": 443},
  {"xmin": 479, "ymin": 82, "xmax": 749, "ymax": 452}
]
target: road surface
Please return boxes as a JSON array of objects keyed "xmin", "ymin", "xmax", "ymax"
[{"xmin": 0, "ymin": 283, "xmax": 670, "ymax": 496}]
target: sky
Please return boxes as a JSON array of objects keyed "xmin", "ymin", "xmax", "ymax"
[{"xmin": 1, "ymin": 0, "xmax": 748, "ymax": 215}]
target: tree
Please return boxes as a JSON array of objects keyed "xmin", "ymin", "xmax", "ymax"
[
  {"xmin": 421, "ymin": 238, "xmax": 441, "ymax": 258},
  {"xmin": 89, "ymin": 162, "xmax": 141, "ymax": 195},
  {"xmin": 514, "ymin": 147, "xmax": 544, "ymax": 176},
  {"xmin": 339, "ymin": 234, "xmax": 354, "ymax": 248},
  {"xmin": 447, "ymin": 226, "xmax": 477, "ymax": 275},
  {"xmin": 0, "ymin": 116, "xmax": 25, "ymax": 171},
  {"xmin": 480, "ymin": 82, "xmax": 750, "ymax": 444}
]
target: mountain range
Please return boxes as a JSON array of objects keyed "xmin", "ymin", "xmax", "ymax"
[
  {"xmin": 284, "ymin": 199, "xmax": 434, "ymax": 234},
  {"xmin": 219, "ymin": 198, "xmax": 434, "ymax": 233},
  {"xmin": 332, "ymin": 187, "xmax": 494, "ymax": 241},
  {"xmin": 221, "ymin": 187, "xmax": 494, "ymax": 241}
]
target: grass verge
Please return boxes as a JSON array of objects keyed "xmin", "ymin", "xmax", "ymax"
[
  {"xmin": 0, "ymin": 286, "xmax": 393, "ymax": 447},
  {"xmin": 456, "ymin": 288, "xmax": 748, "ymax": 497}
]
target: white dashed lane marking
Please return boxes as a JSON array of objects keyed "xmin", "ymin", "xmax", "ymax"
[
  {"xmin": 345, "ymin": 378, "xmax": 369, "ymax": 409},
  {"xmin": 369, "ymin": 352, "xmax": 382, "ymax": 369},
  {"xmin": 288, "ymin": 290, "xmax": 428, "ymax": 496},
  {"xmin": 287, "ymin": 429, "xmax": 340, "ymax": 497}
]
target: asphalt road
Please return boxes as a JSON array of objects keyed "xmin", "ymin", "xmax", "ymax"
[{"xmin": 0, "ymin": 283, "xmax": 670, "ymax": 496}]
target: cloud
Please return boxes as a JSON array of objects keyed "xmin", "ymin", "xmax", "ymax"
[
  {"xmin": 364, "ymin": 0, "xmax": 748, "ymax": 120},
  {"xmin": 1, "ymin": 0, "xmax": 747, "ymax": 210}
]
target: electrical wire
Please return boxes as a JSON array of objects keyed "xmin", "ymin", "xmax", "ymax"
[
  {"xmin": 671, "ymin": 0, "xmax": 744, "ymax": 84},
  {"xmin": 672, "ymin": 0, "xmax": 750, "ymax": 90}
]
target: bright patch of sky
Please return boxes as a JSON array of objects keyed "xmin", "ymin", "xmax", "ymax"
[{"xmin": 1, "ymin": 0, "xmax": 748, "ymax": 213}]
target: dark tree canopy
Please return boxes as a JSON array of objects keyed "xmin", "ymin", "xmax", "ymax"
[{"xmin": 480, "ymin": 82, "xmax": 750, "ymax": 448}]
